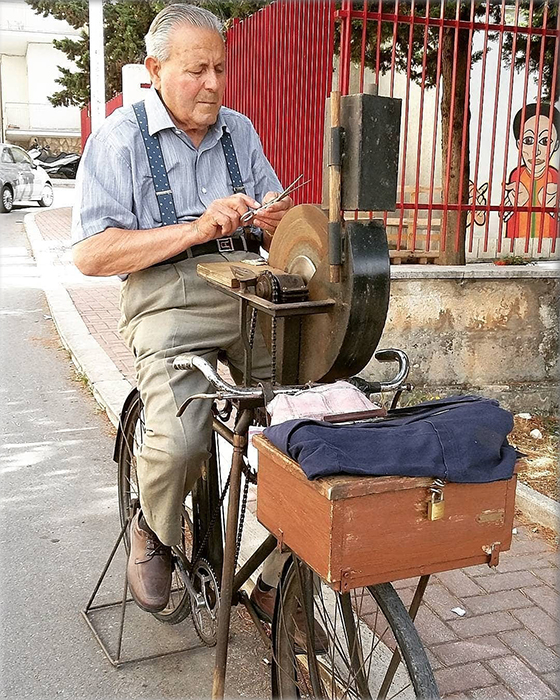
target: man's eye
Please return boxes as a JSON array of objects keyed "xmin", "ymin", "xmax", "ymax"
[
  {"xmin": 523, "ymin": 136, "xmax": 534, "ymax": 146},
  {"xmin": 539, "ymin": 136, "xmax": 549, "ymax": 147}
]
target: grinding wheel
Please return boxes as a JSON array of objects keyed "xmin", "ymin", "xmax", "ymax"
[{"xmin": 267, "ymin": 204, "xmax": 390, "ymax": 383}]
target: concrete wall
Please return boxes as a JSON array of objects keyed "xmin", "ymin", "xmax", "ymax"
[
  {"xmin": 2, "ymin": 54, "xmax": 28, "ymax": 119},
  {"xmin": 26, "ymin": 43, "xmax": 80, "ymax": 131},
  {"xmin": 363, "ymin": 264, "xmax": 559, "ymax": 413}
]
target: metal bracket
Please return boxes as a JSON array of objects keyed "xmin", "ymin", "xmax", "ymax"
[{"xmin": 482, "ymin": 541, "xmax": 501, "ymax": 568}]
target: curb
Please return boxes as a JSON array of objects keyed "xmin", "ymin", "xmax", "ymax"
[
  {"xmin": 24, "ymin": 212, "xmax": 132, "ymax": 428},
  {"xmin": 516, "ymin": 481, "xmax": 559, "ymax": 533}
]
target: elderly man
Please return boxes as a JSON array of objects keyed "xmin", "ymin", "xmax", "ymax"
[{"xmin": 72, "ymin": 4, "xmax": 291, "ymax": 616}]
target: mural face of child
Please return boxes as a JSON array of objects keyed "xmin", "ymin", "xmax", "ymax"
[{"xmin": 518, "ymin": 114, "xmax": 559, "ymax": 179}]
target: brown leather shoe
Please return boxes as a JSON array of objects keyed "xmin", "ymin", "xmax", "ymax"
[
  {"xmin": 127, "ymin": 512, "xmax": 172, "ymax": 613},
  {"xmin": 250, "ymin": 578, "xmax": 276, "ymax": 623},
  {"xmin": 250, "ymin": 577, "xmax": 328, "ymax": 653}
]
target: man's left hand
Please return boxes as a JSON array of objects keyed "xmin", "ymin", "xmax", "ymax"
[{"xmin": 252, "ymin": 191, "xmax": 293, "ymax": 249}]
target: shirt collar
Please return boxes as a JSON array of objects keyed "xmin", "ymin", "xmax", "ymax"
[
  {"xmin": 144, "ymin": 86, "xmax": 175, "ymax": 136},
  {"xmin": 144, "ymin": 86, "xmax": 228, "ymax": 148}
]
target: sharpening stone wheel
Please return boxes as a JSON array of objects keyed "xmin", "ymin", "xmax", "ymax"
[{"xmin": 267, "ymin": 204, "xmax": 391, "ymax": 384}]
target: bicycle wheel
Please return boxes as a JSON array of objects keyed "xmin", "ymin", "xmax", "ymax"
[
  {"xmin": 272, "ymin": 557, "xmax": 440, "ymax": 699},
  {"xmin": 116, "ymin": 390, "xmax": 192, "ymax": 624}
]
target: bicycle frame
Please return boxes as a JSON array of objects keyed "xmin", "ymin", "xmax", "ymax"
[{"xmin": 177, "ymin": 348, "xmax": 413, "ymax": 699}]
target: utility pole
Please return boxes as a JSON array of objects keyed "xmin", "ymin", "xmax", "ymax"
[{"xmin": 88, "ymin": 0, "xmax": 105, "ymax": 133}]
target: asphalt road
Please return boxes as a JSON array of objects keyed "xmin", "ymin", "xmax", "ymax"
[{"xmin": 0, "ymin": 190, "xmax": 270, "ymax": 699}]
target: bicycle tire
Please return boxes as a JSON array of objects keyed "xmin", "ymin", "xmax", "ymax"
[
  {"xmin": 272, "ymin": 556, "xmax": 440, "ymax": 699},
  {"xmin": 116, "ymin": 390, "xmax": 192, "ymax": 624}
]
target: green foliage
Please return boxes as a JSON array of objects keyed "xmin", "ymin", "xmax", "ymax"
[{"xmin": 25, "ymin": 0, "xmax": 266, "ymax": 108}]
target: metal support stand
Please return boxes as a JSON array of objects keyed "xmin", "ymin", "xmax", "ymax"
[{"xmin": 81, "ymin": 515, "xmax": 199, "ymax": 667}]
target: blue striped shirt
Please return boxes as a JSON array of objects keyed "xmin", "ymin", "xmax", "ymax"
[{"xmin": 72, "ymin": 86, "xmax": 282, "ymax": 244}]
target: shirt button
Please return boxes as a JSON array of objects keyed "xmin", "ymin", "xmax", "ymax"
[{"xmin": 201, "ymin": 187, "xmax": 207, "ymax": 194}]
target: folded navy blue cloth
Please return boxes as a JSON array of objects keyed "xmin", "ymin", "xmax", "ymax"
[{"xmin": 263, "ymin": 395, "xmax": 517, "ymax": 482}]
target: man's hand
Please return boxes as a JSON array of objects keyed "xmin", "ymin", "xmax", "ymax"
[
  {"xmin": 252, "ymin": 191, "xmax": 293, "ymax": 250},
  {"xmin": 195, "ymin": 193, "xmax": 260, "ymax": 242}
]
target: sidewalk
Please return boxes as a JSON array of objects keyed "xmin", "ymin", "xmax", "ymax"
[{"xmin": 25, "ymin": 206, "xmax": 559, "ymax": 700}]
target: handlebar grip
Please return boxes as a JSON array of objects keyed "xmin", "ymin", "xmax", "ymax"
[
  {"xmin": 173, "ymin": 353, "xmax": 197, "ymax": 371},
  {"xmin": 374, "ymin": 349, "xmax": 401, "ymax": 364},
  {"xmin": 348, "ymin": 376, "xmax": 382, "ymax": 395}
]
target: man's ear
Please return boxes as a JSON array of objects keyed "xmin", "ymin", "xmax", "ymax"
[{"xmin": 145, "ymin": 56, "xmax": 161, "ymax": 89}]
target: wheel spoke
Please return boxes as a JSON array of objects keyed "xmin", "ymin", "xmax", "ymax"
[{"xmin": 273, "ymin": 562, "xmax": 438, "ymax": 700}]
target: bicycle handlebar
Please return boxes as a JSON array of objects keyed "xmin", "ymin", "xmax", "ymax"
[{"xmin": 172, "ymin": 348, "xmax": 410, "ymax": 414}]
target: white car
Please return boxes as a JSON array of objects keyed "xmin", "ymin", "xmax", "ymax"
[{"xmin": 0, "ymin": 143, "xmax": 53, "ymax": 213}]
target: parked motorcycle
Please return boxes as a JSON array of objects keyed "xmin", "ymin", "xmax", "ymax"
[{"xmin": 27, "ymin": 145, "xmax": 80, "ymax": 179}]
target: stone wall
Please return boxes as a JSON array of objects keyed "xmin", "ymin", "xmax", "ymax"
[{"xmin": 363, "ymin": 264, "xmax": 559, "ymax": 413}]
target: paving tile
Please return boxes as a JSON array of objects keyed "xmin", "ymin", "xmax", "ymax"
[
  {"xmin": 434, "ymin": 661, "xmax": 495, "ymax": 696},
  {"xmin": 486, "ymin": 655, "xmax": 558, "ymax": 700},
  {"xmin": 512, "ymin": 606, "xmax": 559, "ymax": 647},
  {"xmin": 414, "ymin": 606, "xmax": 458, "ymax": 645},
  {"xmin": 508, "ymin": 537, "xmax": 555, "ymax": 556},
  {"xmin": 448, "ymin": 611, "xmax": 520, "ymax": 638},
  {"xmin": 426, "ymin": 646, "xmax": 444, "ymax": 672},
  {"xmin": 393, "ymin": 576, "xmax": 420, "ymax": 591},
  {"xmin": 466, "ymin": 590, "xmax": 533, "ymax": 615},
  {"xmin": 469, "ymin": 685, "xmax": 518, "ymax": 700},
  {"xmin": 484, "ymin": 552, "xmax": 558, "ymax": 574},
  {"xmin": 522, "ymin": 585, "xmax": 560, "ymax": 620},
  {"xmin": 543, "ymin": 670, "xmax": 560, "ymax": 695},
  {"xmin": 534, "ymin": 567, "xmax": 559, "ymax": 589},
  {"xmin": 435, "ymin": 569, "xmax": 484, "ymax": 598},
  {"xmin": 431, "ymin": 635, "xmax": 509, "ymax": 665},
  {"xmin": 499, "ymin": 628, "xmax": 560, "ymax": 673},
  {"xmin": 422, "ymin": 581, "xmax": 468, "ymax": 620},
  {"xmin": 475, "ymin": 570, "xmax": 542, "ymax": 593}
]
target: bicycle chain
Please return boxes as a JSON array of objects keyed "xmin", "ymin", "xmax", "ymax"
[{"xmin": 257, "ymin": 270, "xmax": 281, "ymax": 386}]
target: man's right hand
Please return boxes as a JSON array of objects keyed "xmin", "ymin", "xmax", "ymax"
[{"xmin": 195, "ymin": 194, "xmax": 260, "ymax": 242}]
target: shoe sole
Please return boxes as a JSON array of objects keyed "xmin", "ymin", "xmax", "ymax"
[
  {"xmin": 128, "ymin": 581, "xmax": 170, "ymax": 614},
  {"xmin": 249, "ymin": 598, "xmax": 273, "ymax": 624}
]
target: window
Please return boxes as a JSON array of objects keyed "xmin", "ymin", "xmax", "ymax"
[
  {"xmin": 12, "ymin": 147, "xmax": 32, "ymax": 165},
  {"xmin": 1, "ymin": 148, "xmax": 15, "ymax": 164}
]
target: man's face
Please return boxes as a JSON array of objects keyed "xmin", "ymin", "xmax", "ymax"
[
  {"xmin": 147, "ymin": 24, "xmax": 225, "ymax": 138},
  {"xmin": 518, "ymin": 114, "xmax": 559, "ymax": 177}
]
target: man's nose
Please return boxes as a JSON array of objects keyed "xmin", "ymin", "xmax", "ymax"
[{"xmin": 204, "ymin": 70, "xmax": 220, "ymax": 91}]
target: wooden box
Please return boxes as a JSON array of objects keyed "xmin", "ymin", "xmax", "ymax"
[{"xmin": 254, "ymin": 435, "xmax": 517, "ymax": 592}]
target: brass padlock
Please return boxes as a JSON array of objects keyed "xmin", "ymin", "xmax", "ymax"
[{"xmin": 428, "ymin": 488, "xmax": 445, "ymax": 521}]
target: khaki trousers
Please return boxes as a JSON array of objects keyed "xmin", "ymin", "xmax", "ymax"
[{"xmin": 119, "ymin": 251, "xmax": 287, "ymax": 586}]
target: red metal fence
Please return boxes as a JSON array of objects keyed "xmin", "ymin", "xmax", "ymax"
[
  {"xmin": 80, "ymin": 93, "xmax": 123, "ymax": 151},
  {"xmin": 336, "ymin": 0, "xmax": 559, "ymax": 261},
  {"xmin": 224, "ymin": 1, "xmax": 334, "ymax": 207}
]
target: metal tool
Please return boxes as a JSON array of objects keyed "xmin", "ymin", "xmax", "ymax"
[{"xmin": 240, "ymin": 174, "xmax": 310, "ymax": 223}]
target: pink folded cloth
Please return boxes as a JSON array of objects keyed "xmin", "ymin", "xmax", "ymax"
[{"xmin": 267, "ymin": 381, "xmax": 379, "ymax": 426}]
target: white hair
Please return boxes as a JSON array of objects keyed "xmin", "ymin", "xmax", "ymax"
[{"xmin": 145, "ymin": 4, "xmax": 223, "ymax": 62}]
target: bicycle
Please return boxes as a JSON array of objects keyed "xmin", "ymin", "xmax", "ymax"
[{"xmin": 114, "ymin": 348, "xmax": 440, "ymax": 700}]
